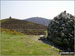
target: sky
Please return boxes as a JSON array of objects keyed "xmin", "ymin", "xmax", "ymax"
[{"xmin": 1, "ymin": 1, "xmax": 74, "ymax": 20}]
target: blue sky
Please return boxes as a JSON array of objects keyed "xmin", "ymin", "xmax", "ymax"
[{"xmin": 1, "ymin": 1, "xmax": 74, "ymax": 20}]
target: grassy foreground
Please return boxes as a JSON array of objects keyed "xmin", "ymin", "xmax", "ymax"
[{"xmin": 1, "ymin": 31, "xmax": 60, "ymax": 56}]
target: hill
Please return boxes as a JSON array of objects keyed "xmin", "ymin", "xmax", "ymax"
[
  {"xmin": 1, "ymin": 18, "xmax": 47, "ymax": 35},
  {"xmin": 25, "ymin": 17, "xmax": 50, "ymax": 26}
]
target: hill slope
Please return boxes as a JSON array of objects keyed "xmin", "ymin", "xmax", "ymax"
[
  {"xmin": 25, "ymin": 17, "xmax": 50, "ymax": 26},
  {"xmin": 1, "ymin": 18, "xmax": 47, "ymax": 35},
  {"xmin": 1, "ymin": 31, "xmax": 60, "ymax": 55}
]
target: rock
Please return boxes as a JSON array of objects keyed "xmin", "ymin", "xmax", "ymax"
[
  {"xmin": 40, "ymin": 35, "xmax": 45, "ymax": 37},
  {"xmin": 47, "ymin": 11, "xmax": 74, "ymax": 52},
  {"xmin": 39, "ymin": 35, "xmax": 45, "ymax": 40}
]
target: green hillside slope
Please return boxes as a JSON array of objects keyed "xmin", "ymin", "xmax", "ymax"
[
  {"xmin": 1, "ymin": 18, "xmax": 47, "ymax": 35},
  {"xmin": 1, "ymin": 31, "xmax": 60, "ymax": 56}
]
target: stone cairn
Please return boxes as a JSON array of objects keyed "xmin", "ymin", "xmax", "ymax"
[{"xmin": 47, "ymin": 11, "xmax": 74, "ymax": 52}]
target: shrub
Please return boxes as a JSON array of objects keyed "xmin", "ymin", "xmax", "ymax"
[
  {"xmin": 47, "ymin": 11, "xmax": 74, "ymax": 52},
  {"xmin": 1, "ymin": 28, "xmax": 24, "ymax": 35}
]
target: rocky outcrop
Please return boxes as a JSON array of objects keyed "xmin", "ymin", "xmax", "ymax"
[{"xmin": 47, "ymin": 11, "xmax": 74, "ymax": 52}]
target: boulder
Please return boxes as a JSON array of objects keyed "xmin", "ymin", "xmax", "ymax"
[{"xmin": 39, "ymin": 35, "xmax": 45, "ymax": 40}]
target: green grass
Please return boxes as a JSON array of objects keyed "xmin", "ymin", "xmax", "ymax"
[{"xmin": 1, "ymin": 31, "xmax": 61, "ymax": 56}]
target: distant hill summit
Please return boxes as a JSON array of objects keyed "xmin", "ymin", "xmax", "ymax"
[
  {"xmin": 1, "ymin": 18, "xmax": 47, "ymax": 35},
  {"xmin": 25, "ymin": 17, "xmax": 50, "ymax": 26}
]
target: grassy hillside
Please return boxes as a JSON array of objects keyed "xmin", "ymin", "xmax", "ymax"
[
  {"xmin": 1, "ymin": 31, "xmax": 60, "ymax": 56},
  {"xmin": 1, "ymin": 18, "xmax": 47, "ymax": 35}
]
